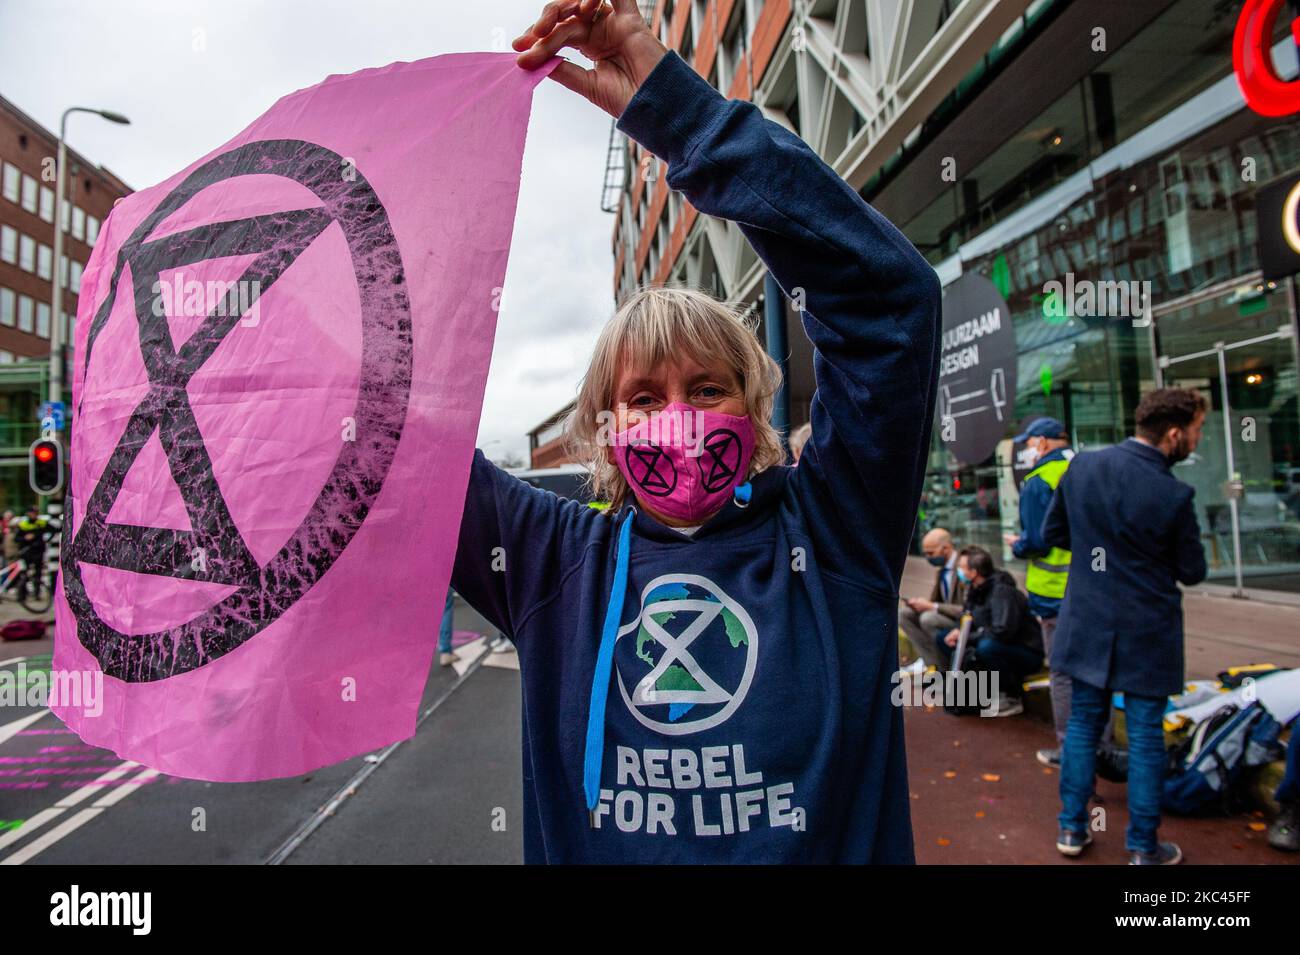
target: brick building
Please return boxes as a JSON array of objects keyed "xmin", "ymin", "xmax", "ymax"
[{"xmin": 0, "ymin": 93, "xmax": 132, "ymax": 509}]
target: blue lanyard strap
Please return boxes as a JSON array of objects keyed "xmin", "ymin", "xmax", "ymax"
[{"xmin": 583, "ymin": 507, "xmax": 635, "ymax": 812}]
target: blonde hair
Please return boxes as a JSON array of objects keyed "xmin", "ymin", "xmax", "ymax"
[{"xmin": 566, "ymin": 285, "xmax": 784, "ymax": 511}]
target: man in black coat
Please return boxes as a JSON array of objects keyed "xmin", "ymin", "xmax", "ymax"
[
  {"xmin": 941, "ymin": 545, "xmax": 1043, "ymax": 717},
  {"xmin": 1042, "ymin": 388, "xmax": 1208, "ymax": 865}
]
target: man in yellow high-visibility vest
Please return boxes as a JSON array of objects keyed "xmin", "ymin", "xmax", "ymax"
[{"xmin": 1006, "ymin": 418, "xmax": 1073, "ymax": 768}]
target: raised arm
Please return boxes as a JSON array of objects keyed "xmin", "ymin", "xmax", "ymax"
[
  {"xmin": 514, "ymin": 1, "xmax": 940, "ymax": 589},
  {"xmin": 612, "ymin": 52, "xmax": 941, "ymax": 586}
]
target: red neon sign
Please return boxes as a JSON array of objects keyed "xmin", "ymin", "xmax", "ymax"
[{"xmin": 1234, "ymin": 0, "xmax": 1300, "ymax": 116}]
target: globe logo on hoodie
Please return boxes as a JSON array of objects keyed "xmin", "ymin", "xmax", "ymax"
[{"xmin": 614, "ymin": 574, "xmax": 758, "ymax": 735}]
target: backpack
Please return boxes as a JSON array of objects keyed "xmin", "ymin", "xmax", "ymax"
[
  {"xmin": 1162, "ymin": 701, "xmax": 1283, "ymax": 815},
  {"xmin": 0, "ymin": 619, "xmax": 47, "ymax": 641}
]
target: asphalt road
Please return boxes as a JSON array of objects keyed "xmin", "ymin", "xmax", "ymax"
[
  {"xmin": 0, "ymin": 597, "xmax": 526, "ymax": 865},
  {"xmin": 2, "ymin": 592, "xmax": 1295, "ymax": 865}
]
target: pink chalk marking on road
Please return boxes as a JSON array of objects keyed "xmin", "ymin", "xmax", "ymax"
[{"xmin": 451, "ymin": 629, "xmax": 483, "ymax": 649}]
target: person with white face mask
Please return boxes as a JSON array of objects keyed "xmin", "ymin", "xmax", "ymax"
[{"xmin": 1004, "ymin": 417, "xmax": 1074, "ymax": 767}]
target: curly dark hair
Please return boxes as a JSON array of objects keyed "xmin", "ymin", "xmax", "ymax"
[{"xmin": 1135, "ymin": 388, "xmax": 1208, "ymax": 443}]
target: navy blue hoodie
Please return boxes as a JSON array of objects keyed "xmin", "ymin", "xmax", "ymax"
[{"xmin": 451, "ymin": 50, "xmax": 941, "ymax": 863}]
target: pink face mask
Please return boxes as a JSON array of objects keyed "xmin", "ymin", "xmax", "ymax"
[{"xmin": 612, "ymin": 402, "xmax": 756, "ymax": 523}]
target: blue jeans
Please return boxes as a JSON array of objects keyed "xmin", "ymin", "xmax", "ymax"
[
  {"xmin": 438, "ymin": 589, "xmax": 455, "ymax": 654},
  {"xmin": 1058, "ymin": 678, "xmax": 1166, "ymax": 854},
  {"xmin": 972, "ymin": 637, "xmax": 1042, "ymax": 697},
  {"xmin": 1276, "ymin": 729, "xmax": 1300, "ymax": 805},
  {"xmin": 934, "ymin": 635, "xmax": 1039, "ymax": 693}
]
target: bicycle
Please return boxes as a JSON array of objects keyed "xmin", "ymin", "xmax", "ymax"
[{"xmin": 0, "ymin": 555, "xmax": 55, "ymax": 613}]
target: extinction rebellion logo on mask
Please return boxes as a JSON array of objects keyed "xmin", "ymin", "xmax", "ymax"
[{"xmin": 596, "ymin": 575, "xmax": 806, "ymax": 837}]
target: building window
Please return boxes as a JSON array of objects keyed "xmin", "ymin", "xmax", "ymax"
[
  {"xmin": 60, "ymin": 256, "xmax": 68, "ymax": 286},
  {"xmin": 720, "ymin": 3, "xmax": 748, "ymax": 93},
  {"xmin": 785, "ymin": 93, "xmax": 801, "ymax": 136},
  {"xmin": 0, "ymin": 351, "xmax": 12, "ymax": 364},
  {"xmin": 17, "ymin": 294, "xmax": 33, "ymax": 333},
  {"xmin": 36, "ymin": 302, "xmax": 50, "ymax": 339},
  {"xmin": 72, "ymin": 206, "xmax": 86, "ymax": 241},
  {"xmin": 0, "ymin": 225, "xmax": 15, "ymax": 264},
  {"xmin": 660, "ymin": 0, "xmax": 675, "ymax": 46},
  {"xmin": 18, "ymin": 234, "xmax": 35, "ymax": 273},
  {"xmin": 70, "ymin": 260, "xmax": 83, "ymax": 294},
  {"xmin": 0, "ymin": 288, "xmax": 14, "ymax": 326},
  {"xmin": 21, "ymin": 174, "xmax": 37, "ymax": 214},
  {"xmin": 87, "ymin": 214, "xmax": 100, "ymax": 246},
  {"xmin": 39, "ymin": 185, "xmax": 54, "ymax": 223},
  {"xmin": 37, "ymin": 244, "xmax": 52, "ymax": 281},
  {"xmin": 1, "ymin": 163, "xmax": 18, "ymax": 203},
  {"xmin": 61, "ymin": 201, "xmax": 70, "ymax": 233}
]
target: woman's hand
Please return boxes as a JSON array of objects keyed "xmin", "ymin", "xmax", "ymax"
[{"xmin": 514, "ymin": 0, "xmax": 668, "ymax": 119}]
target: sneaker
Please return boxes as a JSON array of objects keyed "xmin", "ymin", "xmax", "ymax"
[
  {"xmin": 1129, "ymin": 841, "xmax": 1183, "ymax": 865},
  {"xmin": 491, "ymin": 637, "xmax": 516, "ymax": 655},
  {"xmin": 439, "ymin": 651, "xmax": 459, "ymax": 667},
  {"xmin": 1056, "ymin": 828, "xmax": 1093, "ymax": 857},
  {"xmin": 896, "ymin": 658, "xmax": 926, "ymax": 679},
  {"xmin": 1036, "ymin": 747, "xmax": 1061, "ymax": 769},
  {"xmin": 1269, "ymin": 804, "xmax": 1300, "ymax": 852},
  {"xmin": 982, "ymin": 693, "xmax": 1024, "ymax": 717}
]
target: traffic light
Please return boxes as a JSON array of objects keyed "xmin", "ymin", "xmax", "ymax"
[{"xmin": 29, "ymin": 436, "xmax": 64, "ymax": 496}]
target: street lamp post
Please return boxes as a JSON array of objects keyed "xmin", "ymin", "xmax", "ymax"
[{"xmin": 49, "ymin": 106, "xmax": 129, "ymax": 413}]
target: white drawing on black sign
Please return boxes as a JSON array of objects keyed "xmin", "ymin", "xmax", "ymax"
[{"xmin": 939, "ymin": 367, "xmax": 1008, "ymax": 435}]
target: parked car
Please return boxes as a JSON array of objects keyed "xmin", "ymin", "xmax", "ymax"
[{"xmin": 504, "ymin": 463, "xmax": 595, "ymax": 504}]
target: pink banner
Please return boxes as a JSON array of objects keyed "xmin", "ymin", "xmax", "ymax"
[{"xmin": 50, "ymin": 53, "xmax": 557, "ymax": 781}]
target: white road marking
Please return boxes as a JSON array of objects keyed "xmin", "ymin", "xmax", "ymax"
[
  {"xmin": 267, "ymin": 638, "xmax": 500, "ymax": 863},
  {"xmin": 1, "ymin": 767, "xmax": 160, "ymax": 865},
  {"xmin": 450, "ymin": 637, "xmax": 518, "ymax": 676},
  {"xmin": 2, "ymin": 809, "xmax": 105, "ymax": 865},
  {"xmin": 0, "ymin": 709, "xmax": 48, "ymax": 746},
  {"xmin": 0, "ymin": 761, "xmax": 142, "ymax": 856}
]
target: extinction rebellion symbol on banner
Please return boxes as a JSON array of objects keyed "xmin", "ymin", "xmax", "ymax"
[{"xmin": 63, "ymin": 139, "xmax": 413, "ymax": 684}]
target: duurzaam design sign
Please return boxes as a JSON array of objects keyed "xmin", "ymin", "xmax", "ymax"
[{"xmin": 936, "ymin": 272, "xmax": 1017, "ymax": 467}]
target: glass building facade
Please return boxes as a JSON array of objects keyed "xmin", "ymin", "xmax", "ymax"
[{"xmin": 869, "ymin": 0, "xmax": 1300, "ymax": 598}]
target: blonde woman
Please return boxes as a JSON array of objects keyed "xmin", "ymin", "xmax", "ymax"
[{"xmin": 451, "ymin": 0, "xmax": 941, "ymax": 862}]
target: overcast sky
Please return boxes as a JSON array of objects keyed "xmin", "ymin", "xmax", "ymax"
[{"xmin": 0, "ymin": 0, "xmax": 617, "ymax": 464}]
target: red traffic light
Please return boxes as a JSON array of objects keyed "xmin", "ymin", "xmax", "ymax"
[{"xmin": 29, "ymin": 437, "xmax": 64, "ymax": 495}]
